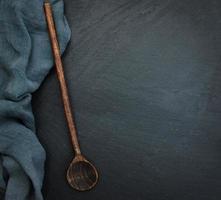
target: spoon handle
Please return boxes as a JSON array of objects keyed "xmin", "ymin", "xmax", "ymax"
[{"xmin": 44, "ymin": 2, "xmax": 81, "ymax": 155}]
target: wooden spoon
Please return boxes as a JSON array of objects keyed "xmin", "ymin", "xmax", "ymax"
[{"xmin": 44, "ymin": 1, "xmax": 99, "ymax": 191}]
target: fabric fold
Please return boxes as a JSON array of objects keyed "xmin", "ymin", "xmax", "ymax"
[{"xmin": 0, "ymin": 0, "xmax": 71, "ymax": 199}]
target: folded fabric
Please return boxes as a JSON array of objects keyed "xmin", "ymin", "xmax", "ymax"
[{"xmin": 0, "ymin": 0, "xmax": 71, "ymax": 199}]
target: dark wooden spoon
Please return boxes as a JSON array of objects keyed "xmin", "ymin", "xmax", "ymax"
[{"xmin": 44, "ymin": 1, "xmax": 99, "ymax": 191}]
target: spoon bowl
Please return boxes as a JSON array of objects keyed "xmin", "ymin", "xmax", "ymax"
[{"xmin": 67, "ymin": 155, "xmax": 98, "ymax": 191}]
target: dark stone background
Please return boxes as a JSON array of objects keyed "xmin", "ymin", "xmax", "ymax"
[{"xmin": 33, "ymin": 0, "xmax": 221, "ymax": 199}]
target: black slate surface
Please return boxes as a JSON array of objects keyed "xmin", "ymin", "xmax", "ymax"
[{"xmin": 33, "ymin": 0, "xmax": 221, "ymax": 199}]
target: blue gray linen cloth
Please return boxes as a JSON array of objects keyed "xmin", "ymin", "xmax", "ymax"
[{"xmin": 0, "ymin": 0, "xmax": 70, "ymax": 199}]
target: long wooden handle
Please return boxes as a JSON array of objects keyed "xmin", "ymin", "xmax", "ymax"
[{"xmin": 44, "ymin": 2, "xmax": 81, "ymax": 155}]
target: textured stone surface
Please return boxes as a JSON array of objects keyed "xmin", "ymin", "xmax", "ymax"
[{"xmin": 33, "ymin": 0, "xmax": 221, "ymax": 199}]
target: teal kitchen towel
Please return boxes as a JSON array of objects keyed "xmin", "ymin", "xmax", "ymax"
[{"xmin": 0, "ymin": 0, "xmax": 71, "ymax": 199}]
